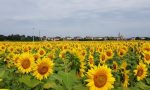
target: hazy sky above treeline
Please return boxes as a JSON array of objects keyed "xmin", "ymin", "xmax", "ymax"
[{"xmin": 0, "ymin": 0, "xmax": 150, "ymax": 37}]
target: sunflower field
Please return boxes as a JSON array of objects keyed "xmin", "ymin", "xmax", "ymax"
[{"xmin": 0, "ymin": 41, "xmax": 150, "ymax": 90}]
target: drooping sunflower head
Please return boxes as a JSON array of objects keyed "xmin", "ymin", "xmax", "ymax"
[
  {"xmin": 89, "ymin": 47, "xmax": 94, "ymax": 54},
  {"xmin": 122, "ymin": 70, "xmax": 130, "ymax": 88},
  {"xmin": 59, "ymin": 50, "xmax": 67, "ymax": 59},
  {"xmin": 113, "ymin": 61, "xmax": 118, "ymax": 72},
  {"xmin": 33, "ymin": 58, "xmax": 54, "ymax": 80},
  {"xmin": 89, "ymin": 55, "xmax": 94, "ymax": 64},
  {"xmin": 77, "ymin": 61, "xmax": 86, "ymax": 78},
  {"xmin": 134, "ymin": 63, "xmax": 147, "ymax": 81},
  {"xmin": 17, "ymin": 53, "xmax": 35, "ymax": 74},
  {"xmin": 86, "ymin": 65, "xmax": 115, "ymax": 90},
  {"xmin": 121, "ymin": 60, "xmax": 127, "ymax": 71}
]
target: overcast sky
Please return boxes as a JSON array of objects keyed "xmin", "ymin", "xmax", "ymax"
[{"xmin": 0, "ymin": 0, "xmax": 150, "ymax": 37}]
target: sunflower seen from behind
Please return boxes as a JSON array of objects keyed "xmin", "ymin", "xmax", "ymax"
[
  {"xmin": 122, "ymin": 70, "xmax": 130, "ymax": 88},
  {"xmin": 33, "ymin": 58, "xmax": 54, "ymax": 80},
  {"xmin": 86, "ymin": 65, "xmax": 115, "ymax": 90}
]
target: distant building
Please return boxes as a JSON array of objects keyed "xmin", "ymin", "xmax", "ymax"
[
  {"xmin": 47, "ymin": 37, "xmax": 54, "ymax": 41},
  {"xmin": 63, "ymin": 36, "xmax": 72, "ymax": 41},
  {"xmin": 53, "ymin": 36, "xmax": 62, "ymax": 41},
  {"xmin": 93, "ymin": 37, "xmax": 104, "ymax": 40},
  {"xmin": 140, "ymin": 37, "xmax": 145, "ymax": 40},
  {"xmin": 41, "ymin": 36, "xmax": 47, "ymax": 41},
  {"xmin": 73, "ymin": 36, "xmax": 83, "ymax": 41},
  {"xmin": 84, "ymin": 36, "xmax": 93, "ymax": 40}
]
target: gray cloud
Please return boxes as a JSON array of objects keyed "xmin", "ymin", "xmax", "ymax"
[{"xmin": 0, "ymin": 0, "xmax": 150, "ymax": 37}]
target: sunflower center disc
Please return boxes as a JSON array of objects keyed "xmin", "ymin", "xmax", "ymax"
[
  {"xmin": 102, "ymin": 55, "xmax": 106, "ymax": 61},
  {"xmin": 113, "ymin": 64, "xmax": 117, "ymax": 70},
  {"xmin": 94, "ymin": 73, "xmax": 107, "ymax": 88},
  {"xmin": 106, "ymin": 51, "xmax": 111, "ymax": 57},
  {"xmin": 21, "ymin": 58, "xmax": 30, "ymax": 69},
  {"xmin": 40, "ymin": 50, "xmax": 44, "ymax": 55},
  {"xmin": 89, "ymin": 58, "xmax": 94, "ymax": 64},
  {"xmin": 34, "ymin": 55, "xmax": 39, "ymax": 60},
  {"xmin": 137, "ymin": 69, "xmax": 143, "ymax": 76},
  {"xmin": 120, "ymin": 51, "xmax": 124, "ymax": 56},
  {"xmin": 38, "ymin": 65, "xmax": 49, "ymax": 75},
  {"xmin": 144, "ymin": 48, "xmax": 150, "ymax": 52},
  {"xmin": 145, "ymin": 54, "xmax": 150, "ymax": 61}
]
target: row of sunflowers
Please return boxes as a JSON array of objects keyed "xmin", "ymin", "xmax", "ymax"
[{"xmin": 0, "ymin": 41, "xmax": 150, "ymax": 90}]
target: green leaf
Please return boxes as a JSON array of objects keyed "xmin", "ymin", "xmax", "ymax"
[
  {"xmin": 0, "ymin": 69, "xmax": 5, "ymax": 78},
  {"xmin": 43, "ymin": 81, "xmax": 56, "ymax": 89},
  {"xmin": 72, "ymin": 83, "xmax": 88, "ymax": 90},
  {"xmin": 136, "ymin": 81, "xmax": 150, "ymax": 90},
  {"xmin": 57, "ymin": 70, "xmax": 79, "ymax": 90},
  {"xmin": 55, "ymin": 85, "xmax": 65, "ymax": 90},
  {"xmin": 128, "ymin": 87, "xmax": 140, "ymax": 90},
  {"xmin": 146, "ymin": 78, "xmax": 150, "ymax": 85},
  {"xmin": 0, "ymin": 78, "xmax": 2, "ymax": 82},
  {"xmin": 19, "ymin": 75, "xmax": 41, "ymax": 88}
]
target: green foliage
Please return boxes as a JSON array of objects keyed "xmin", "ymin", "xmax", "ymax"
[{"xmin": 18, "ymin": 75, "xmax": 41, "ymax": 88}]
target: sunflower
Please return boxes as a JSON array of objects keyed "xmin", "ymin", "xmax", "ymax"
[
  {"xmin": 134, "ymin": 63, "xmax": 147, "ymax": 81},
  {"xmin": 0, "ymin": 45, "xmax": 6, "ymax": 52},
  {"xmin": 89, "ymin": 47, "xmax": 94, "ymax": 54},
  {"xmin": 38, "ymin": 48, "xmax": 46, "ymax": 57},
  {"xmin": 77, "ymin": 61, "xmax": 86, "ymax": 78},
  {"xmin": 13, "ymin": 54, "xmax": 20, "ymax": 66},
  {"xmin": 122, "ymin": 70, "xmax": 130, "ymax": 88},
  {"xmin": 100, "ymin": 52, "xmax": 108, "ymax": 64},
  {"xmin": 88, "ymin": 55, "xmax": 94, "ymax": 68},
  {"xmin": 121, "ymin": 60, "xmax": 127, "ymax": 71},
  {"xmin": 97, "ymin": 47, "xmax": 103, "ymax": 53},
  {"xmin": 23, "ymin": 46, "xmax": 29, "ymax": 53},
  {"xmin": 113, "ymin": 61, "xmax": 118, "ymax": 72},
  {"xmin": 142, "ymin": 43, "xmax": 150, "ymax": 53},
  {"xmin": 33, "ymin": 54, "xmax": 40, "ymax": 61},
  {"xmin": 17, "ymin": 53, "xmax": 35, "ymax": 73},
  {"xmin": 46, "ymin": 51, "xmax": 55, "ymax": 60},
  {"xmin": 105, "ymin": 49, "xmax": 114, "ymax": 59},
  {"xmin": 59, "ymin": 50, "xmax": 67, "ymax": 59},
  {"xmin": 33, "ymin": 58, "xmax": 54, "ymax": 80},
  {"xmin": 143, "ymin": 52, "xmax": 150, "ymax": 64},
  {"xmin": 118, "ymin": 49, "xmax": 126, "ymax": 57},
  {"xmin": 86, "ymin": 65, "xmax": 115, "ymax": 90},
  {"xmin": 7, "ymin": 46, "xmax": 15, "ymax": 53}
]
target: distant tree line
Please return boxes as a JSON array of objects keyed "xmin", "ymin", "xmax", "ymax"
[
  {"xmin": 0, "ymin": 34, "xmax": 150, "ymax": 41},
  {"xmin": 0, "ymin": 34, "xmax": 40, "ymax": 41}
]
